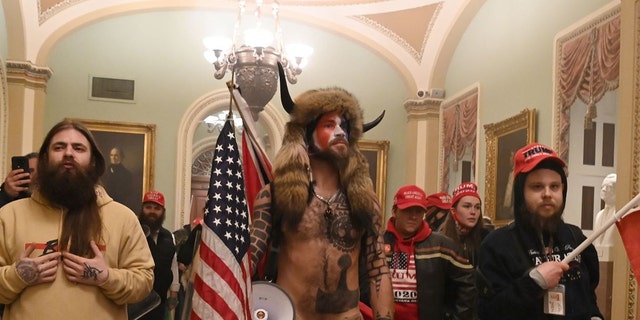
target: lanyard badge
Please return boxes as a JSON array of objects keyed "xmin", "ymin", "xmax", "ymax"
[{"xmin": 543, "ymin": 284, "xmax": 565, "ymax": 315}]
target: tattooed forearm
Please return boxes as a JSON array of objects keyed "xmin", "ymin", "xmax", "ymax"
[
  {"xmin": 250, "ymin": 188, "xmax": 273, "ymax": 272},
  {"xmin": 364, "ymin": 203, "xmax": 390, "ymax": 295},
  {"xmin": 16, "ymin": 260, "xmax": 39, "ymax": 284},
  {"xmin": 82, "ymin": 263, "xmax": 103, "ymax": 281},
  {"xmin": 364, "ymin": 232, "xmax": 390, "ymax": 294},
  {"xmin": 250, "ymin": 211, "xmax": 271, "ymax": 269}
]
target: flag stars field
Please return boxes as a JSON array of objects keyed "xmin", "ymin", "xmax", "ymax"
[{"xmin": 192, "ymin": 119, "xmax": 252, "ymax": 320}]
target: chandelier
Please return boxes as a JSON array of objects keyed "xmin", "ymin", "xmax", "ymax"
[
  {"xmin": 204, "ymin": 110, "xmax": 243, "ymax": 133},
  {"xmin": 203, "ymin": 0, "xmax": 313, "ymax": 119}
]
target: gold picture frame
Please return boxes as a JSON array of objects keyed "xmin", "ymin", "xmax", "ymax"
[
  {"xmin": 483, "ymin": 109, "xmax": 536, "ymax": 226},
  {"xmin": 360, "ymin": 139, "xmax": 390, "ymax": 217},
  {"xmin": 68, "ymin": 118, "xmax": 156, "ymax": 212}
]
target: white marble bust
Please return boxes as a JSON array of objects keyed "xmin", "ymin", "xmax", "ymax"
[{"xmin": 594, "ymin": 173, "xmax": 617, "ymax": 246}]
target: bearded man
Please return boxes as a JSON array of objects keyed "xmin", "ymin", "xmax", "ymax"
[
  {"xmin": 138, "ymin": 190, "xmax": 179, "ymax": 320},
  {"xmin": 477, "ymin": 143, "xmax": 603, "ymax": 319},
  {"xmin": 0, "ymin": 120, "xmax": 154, "ymax": 320},
  {"xmin": 249, "ymin": 65, "xmax": 393, "ymax": 320}
]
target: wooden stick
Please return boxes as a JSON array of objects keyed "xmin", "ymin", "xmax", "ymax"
[{"xmin": 562, "ymin": 192, "xmax": 640, "ymax": 263}]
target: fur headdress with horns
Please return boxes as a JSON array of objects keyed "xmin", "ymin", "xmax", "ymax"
[{"xmin": 273, "ymin": 64, "xmax": 384, "ymax": 231}]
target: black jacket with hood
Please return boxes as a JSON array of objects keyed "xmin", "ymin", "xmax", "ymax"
[
  {"xmin": 384, "ymin": 218, "xmax": 477, "ymax": 320},
  {"xmin": 477, "ymin": 161, "xmax": 603, "ymax": 319}
]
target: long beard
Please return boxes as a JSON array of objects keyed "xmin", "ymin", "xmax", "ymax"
[
  {"xmin": 524, "ymin": 208, "xmax": 563, "ymax": 233},
  {"xmin": 309, "ymin": 142, "xmax": 350, "ymax": 167},
  {"xmin": 37, "ymin": 160, "xmax": 102, "ymax": 256},
  {"xmin": 139, "ymin": 212, "xmax": 166, "ymax": 233},
  {"xmin": 38, "ymin": 161, "xmax": 98, "ymax": 209}
]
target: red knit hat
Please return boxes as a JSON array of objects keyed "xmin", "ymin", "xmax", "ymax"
[
  {"xmin": 513, "ymin": 143, "xmax": 566, "ymax": 178},
  {"xmin": 451, "ymin": 182, "xmax": 481, "ymax": 206},
  {"xmin": 426, "ymin": 192, "xmax": 452, "ymax": 210},
  {"xmin": 143, "ymin": 190, "xmax": 165, "ymax": 207},
  {"xmin": 393, "ymin": 185, "xmax": 428, "ymax": 210}
]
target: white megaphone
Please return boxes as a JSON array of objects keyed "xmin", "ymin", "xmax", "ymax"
[{"xmin": 252, "ymin": 281, "xmax": 295, "ymax": 320}]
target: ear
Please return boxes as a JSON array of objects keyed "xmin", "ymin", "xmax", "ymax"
[{"xmin": 451, "ymin": 208, "xmax": 459, "ymax": 222}]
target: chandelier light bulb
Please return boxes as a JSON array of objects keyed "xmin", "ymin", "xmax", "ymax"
[
  {"xmin": 287, "ymin": 43, "xmax": 313, "ymax": 67},
  {"xmin": 286, "ymin": 43, "xmax": 313, "ymax": 59},
  {"xmin": 203, "ymin": 50, "xmax": 219, "ymax": 64}
]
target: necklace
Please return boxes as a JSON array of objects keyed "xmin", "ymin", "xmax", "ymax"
[
  {"xmin": 312, "ymin": 189, "xmax": 341, "ymax": 220},
  {"xmin": 539, "ymin": 233, "xmax": 554, "ymax": 261}
]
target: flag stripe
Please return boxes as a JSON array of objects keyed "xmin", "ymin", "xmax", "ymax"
[
  {"xmin": 199, "ymin": 233, "xmax": 246, "ymax": 305},
  {"xmin": 242, "ymin": 132, "xmax": 273, "ymax": 218},
  {"xmin": 240, "ymin": 122, "xmax": 273, "ymax": 279},
  {"xmin": 192, "ymin": 120, "xmax": 252, "ymax": 320},
  {"xmin": 194, "ymin": 273, "xmax": 238, "ymax": 320},
  {"xmin": 617, "ymin": 208, "xmax": 640, "ymax": 283}
]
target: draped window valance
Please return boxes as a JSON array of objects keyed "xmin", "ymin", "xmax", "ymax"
[
  {"xmin": 557, "ymin": 15, "xmax": 620, "ymax": 161},
  {"xmin": 441, "ymin": 92, "xmax": 478, "ymax": 192}
]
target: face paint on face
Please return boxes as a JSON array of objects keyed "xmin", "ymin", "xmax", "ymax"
[{"xmin": 312, "ymin": 112, "xmax": 349, "ymax": 151}]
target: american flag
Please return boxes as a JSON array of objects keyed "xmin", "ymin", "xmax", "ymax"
[
  {"xmin": 229, "ymin": 84, "xmax": 274, "ymax": 278},
  {"xmin": 191, "ymin": 120, "xmax": 252, "ymax": 320}
]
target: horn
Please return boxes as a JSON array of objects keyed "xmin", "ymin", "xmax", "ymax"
[
  {"xmin": 363, "ymin": 110, "xmax": 385, "ymax": 132},
  {"xmin": 277, "ymin": 62, "xmax": 295, "ymax": 114}
]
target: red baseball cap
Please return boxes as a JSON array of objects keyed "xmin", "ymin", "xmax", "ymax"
[
  {"xmin": 393, "ymin": 185, "xmax": 428, "ymax": 210},
  {"xmin": 451, "ymin": 182, "xmax": 481, "ymax": 206},
  {"xmin": 513, "ymin": 143, "xmax": 566, "ymax": 178},
  {"xmin": 426, "ymin": 192, "xmax": 452, "ymax": 210},
  {"xmin": 143, "ymin": 190, "xmax": 165, "ymax": 207}
]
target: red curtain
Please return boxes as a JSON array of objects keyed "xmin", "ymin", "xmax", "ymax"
[
  {"xmin": 441, "ymin": 93, "xmax": 478, "ymax": 192},
  {"xmin": 557, "ymin": 17, "xmax": 620, "ymax": 160}
]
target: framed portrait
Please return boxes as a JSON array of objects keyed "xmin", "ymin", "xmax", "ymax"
[
  {"xmin": 360, "ymin": 139, "xmax": 390, "ymax": 217},
  {"xmin": 483, "ymin": 109, "xmax": 536, "ymax": 226},
  {"xmin": 68, "ymin": 118, "xmax": 156, "ymax": 212}
]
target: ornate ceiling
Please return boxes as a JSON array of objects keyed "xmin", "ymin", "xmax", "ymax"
[{"xmin": 5, "ymin": 0, "xmax": 482, "ymax": 91}]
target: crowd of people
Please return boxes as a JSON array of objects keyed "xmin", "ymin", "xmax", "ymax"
[{"xmin": 0, "ymin": 82, "xmax": 606, "ymax": 319}]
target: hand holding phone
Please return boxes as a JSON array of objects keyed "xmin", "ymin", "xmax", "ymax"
[
  {"xmin": 9, "ymin": 156, "xmax": 31, "ymax": 197},
  {"xmin": 12, "ymin": 156, "xmax": 29, "ymax": 173}
]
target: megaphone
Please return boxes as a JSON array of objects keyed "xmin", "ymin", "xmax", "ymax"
[{"xmin": 252, "ymin": 281, "xmax": 295, "ymax": 320}]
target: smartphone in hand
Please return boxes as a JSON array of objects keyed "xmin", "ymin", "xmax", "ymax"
[
  {"xmin": 11, "ymin": 156, "xmax": 30, "ymax": 182},
  {"xmin": 11, "ymin": 156, "xmax": 29, "ymax": 172},
  {"xmin": 11, "ymin": 156, "xmax": 31, "ymax": 196}
]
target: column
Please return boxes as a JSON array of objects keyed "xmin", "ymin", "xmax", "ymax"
[
  {"xmin": 403, "ymin": 97, "xmax": 442, "ymax": 194},
  {"xmin": 5, "ymin": 60, "xmax": 52, "ymax": 162}
]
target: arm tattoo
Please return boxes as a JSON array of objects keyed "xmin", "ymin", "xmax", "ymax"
[
  {"xmin": 82, "ymin": 263, "xmax": 103, "ymax": 281},
  {"xmin": 364, "ymin": 232, "xmax": 389, "ymax": 294},
  {"xmin": 16, "ymin": 260, "xmax": 39, "ymax": 284},
  {"xmin": 365, "ymin": 205, "xmax": 390, "ymax": 295},
  {"xmin": 250, "ymin": 188, "xmax": 273, "ymax": 272}
]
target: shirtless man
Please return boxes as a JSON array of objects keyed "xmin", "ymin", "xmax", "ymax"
[{"xmin": 250, "ymin": 65, "xmax": 393, "ymax": 320}]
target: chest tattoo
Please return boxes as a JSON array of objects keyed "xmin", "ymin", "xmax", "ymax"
[{"xmin": 312, "ymin": 191, "xmax": 358, "ymax": 252}]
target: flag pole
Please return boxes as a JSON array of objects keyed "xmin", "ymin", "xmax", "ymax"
[
  {"xmin": 563, "ymin": 192, "xmax": 640, "ymax": 263},
  {"xmin": 225, "ymin": 81, "xmax": 266, "ymax": 152}
]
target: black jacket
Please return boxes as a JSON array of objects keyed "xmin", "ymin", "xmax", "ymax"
[
  {"xmin": 477, "ymin": 222, "xmax": 602, "ymax": 319},
  {"xmin": 0, "ymin": 183, "xmax": 30, "ymax": 208},
  {"xmin": 477, "ymin": 165, "xmax": 602, "ymax": 319},
  {"xmin": 384, "ymin": 219, "xmax": 477, "ymax": 320},
  {"xmin": 140, "ymin": 227, "xmax": 177, "ymax": 320}
]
